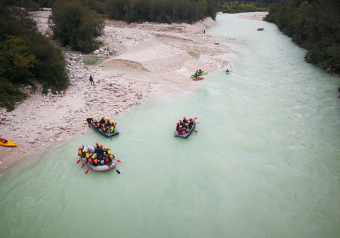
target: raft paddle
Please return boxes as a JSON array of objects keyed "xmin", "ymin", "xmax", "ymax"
[
  {"xmin": 81, "ymin": 163, "xmax": 86, "ymax": 168},
  {"xmin": 196, "ymin": 122, "xmax": 200, "ymax": 124},
  {"xmin": 76, "ymin": 159, "xmax": 81, "ymax": 164},
  {"xmin": 116, "ymin": 169, "xmax": 121, "ymax": 174},
  {"xmin": 85, "ymin": 169, "xmax": 89, "ymax": 175},
  {"xmin": 193, "ymin": 130, "xmax": 198, "ymax": 133}
]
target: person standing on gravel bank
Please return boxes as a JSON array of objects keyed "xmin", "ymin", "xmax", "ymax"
[{"xmin": 89, "ymin": 75, "xmax": 94, "ymax": 85}]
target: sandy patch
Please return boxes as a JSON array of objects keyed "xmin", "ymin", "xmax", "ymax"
[
  {"xmin": 102, "ymin": 59, "xmax": 148, "ymax": 72},
  {"xmin": 238, "ymin": 12, "xmax": 268, "ymax": 21}
]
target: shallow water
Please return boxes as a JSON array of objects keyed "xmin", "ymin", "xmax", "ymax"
[{"xmin": 1, "ymin": 13, "xmax": 340, "ymax": 238}]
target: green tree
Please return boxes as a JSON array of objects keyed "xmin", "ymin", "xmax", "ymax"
[
  {"xmin": 0, "ymin": 2, "xmax": 69, "ymax": 111},
  {"xmin": 0, "ymin": 35, "xmax": 36, "ymax": 84},
  {"xmin": 265, "ymin": 0, "xmax": 340, "ymax": 74},
  {"xmin": 49, "ymin": 0, "xmax": 104, "ymax": 53}
]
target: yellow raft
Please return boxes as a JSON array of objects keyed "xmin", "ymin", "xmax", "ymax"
[{"xmin": 0, "ymin": 138, "xmax": 17, "ymax": 147}]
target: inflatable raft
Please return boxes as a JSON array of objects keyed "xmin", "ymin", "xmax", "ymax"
[
  {"xmin": 79, "ymin": 145, "xmax": 116, "ymax": 172},
  {"xmin": 0, "ymin": 138, "xmax": 17, "ymax": 147},
  {"xmin": 174, "ymin": 121, "xmax": 196, "ymax": 139},
  {"xmin": 92, "ymin": 122, "xmax": 119, "ymax": 138}
]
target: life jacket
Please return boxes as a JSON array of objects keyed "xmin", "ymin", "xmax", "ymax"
[
  {"xmin": 102, "ymin": 126, "xmax": 107, "ymax": 132},
  {"xmin": 96, "ymin": 122, "xmax": 100, "ymax": 128},
  {"xmin": 78, "ymin": 150, "xmax": 82, "ymax": 156},
  {"xmin": 85, "ymin": 151, "xmax": 90, "ymax": 157},
  {"xmin": 186, "ymin": 127, "xmax": 190, "ymax": 132},
  {"xmin": 94, "ymin": 159, "xmax": 98, "ymax": 165},
  {"xmin": 110, "ymin": 126, "xmax": 114, "ymax": 133},
  {"xmin": 88, "ymin": 158, "xmax": 93, "ymax": 164},
  {"xmin": 105, "ymin": 158, "xmax": 109, "ymax": 164}
]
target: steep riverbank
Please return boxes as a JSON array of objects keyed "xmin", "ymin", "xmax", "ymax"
[{"xmin": 0, "ymin": 10, "xmax": 235, "ymax": 170}]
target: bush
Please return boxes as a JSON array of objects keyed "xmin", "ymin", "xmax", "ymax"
[
  {"xmin": 49, "ymin": 0, "xmax": 104, "ymax": 53},
  {"xmin": 0, "ymin": 79, "xmax": 27, "ymax": 111},
  {"xmin": 0, "ymin": 3, "xmax": 69, "ymax": 111}
]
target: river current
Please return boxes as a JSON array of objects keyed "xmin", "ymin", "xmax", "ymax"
[{"xmin": 0, "ymin": 13, "xmax": 340, "ymax": 238}]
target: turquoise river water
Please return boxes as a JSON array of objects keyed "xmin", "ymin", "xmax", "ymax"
[{"xmin": 0, "ymin": 13, "xmax": 340, "ymax": 238}]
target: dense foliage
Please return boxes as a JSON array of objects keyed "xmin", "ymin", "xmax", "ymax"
[
  {"xmin": 0, "ymin": 3, "xmax": 69, "ymax": 111},
  {"xmin": 49, "ymin": 0, "xmax": 104, "ymax": 53},
  {"xmin": 104, "ymin": 0, "xmax": 216, "ymax": 23},
  {"xmin": 265, "ymin": 0, "xmax": 340, "ymax": 74},
  {"xmin": 217, "ymin": 1, "xmax": 270, "ymax": 13}
]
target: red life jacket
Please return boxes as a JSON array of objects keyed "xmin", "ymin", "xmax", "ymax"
[
  {"xmin": 105, "ymin": 158, "xmax": 109, "ymax": 164},
  {"xmin": 94, "ymin": 159, "xmax": 98, "ymax": 165},
  {"xmin": 97, "ymin": 122, "xmax": 100, "ymax": 128},
  {"xmin": 102, "ymin": 126, "xmax": 107, "ymax": 132}
]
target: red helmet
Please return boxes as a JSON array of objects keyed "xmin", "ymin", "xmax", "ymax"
[
  {"xmin": 99, "ymin": 144, "xmax": 103, "ymax": 148},
  {"xmin": 96, "ymin": 142, "xmax": 98, "ymax": 145},
  {"xmin": 78, "ymin": 147, "xmax": 81, "ymax": 150}
]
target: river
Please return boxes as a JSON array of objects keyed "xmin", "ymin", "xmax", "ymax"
[{"xmin": 0, "ymin": 13, "xmax": 339, "ymax": 238}]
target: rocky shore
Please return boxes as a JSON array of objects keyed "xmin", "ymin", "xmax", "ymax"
[{"xmin": 0, "ymin": 10, "xmax": 236, "ymax": 170}]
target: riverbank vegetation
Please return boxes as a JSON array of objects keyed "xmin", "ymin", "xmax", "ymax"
[
  {"xmin": 265, "ymin": 0, "xmax": 340, "ymax": 74},
  {"xmin": 0, "ymin": 2, "xmax": 69, "ymax": 111},
  {"xmin": 49, "ymin": 0, "xmax": 104, "ymax": 53},
  {"xmin": 217, "ymin": 1, "xmax": 270, "ymax": 13},
  {"xmin": 104, "ymin": 0, "xmax": 216, "ymax": 23}
]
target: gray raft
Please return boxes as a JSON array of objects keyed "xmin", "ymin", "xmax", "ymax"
[
  {"xmin": 79, "ymin": 145, "xmax": 116, "ymax": 172},
  {"xmin": 174, "ymin": 121, "xmax": 196, "ymax": 139}
]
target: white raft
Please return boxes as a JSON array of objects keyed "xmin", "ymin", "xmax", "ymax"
[{"xmin": 79, "ymin": 145, "xmax": 116, "ymax": 172}]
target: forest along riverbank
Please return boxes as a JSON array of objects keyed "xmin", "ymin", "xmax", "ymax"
[{"xmin": 0, "ymin": 10, "xmax": 236, "ymax": 170}]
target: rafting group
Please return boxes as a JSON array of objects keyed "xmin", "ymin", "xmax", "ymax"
[
  {"xmin": 77, "ymin": 143, "xmax": 120, "ymax": 174},
  {"xmin": 174, "ymin": 117, "xmax": 198, "ymax": 139},
  {"xmin": 86, "ymin": 116, "xmax": 119, "ymax": 138},
  {"xmin": 191, "ymin": 69, "xmax": 206, "ymax": 81},
  {"xmin": 78, "ymin": 143, "xmax": 114, "ymax": 166},
  {"xmin": 78, "ymin": 114, "xmax": 198, "ymax": 174},
  {"xmin": 191, "ymin": 68, "xmax": 231, "ymax": 80}
]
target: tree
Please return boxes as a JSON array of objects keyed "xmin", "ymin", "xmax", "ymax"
[
  {"xmin": 0, "ymin": 2, "xmax": 69, "ymax": 111},
  {"xmin": 49, "ymin": 0, "xmax": 104, "ymax": 53},
  {"xmin": 0, "ymin": 35, "xmax": 36, "ymax": 85}
]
